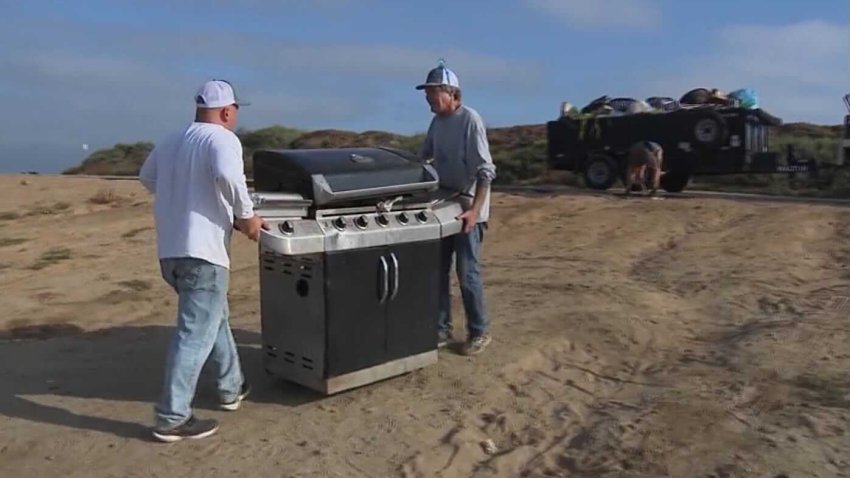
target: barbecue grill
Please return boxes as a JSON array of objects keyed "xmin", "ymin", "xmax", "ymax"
[{"xmin": 253, "ymin": 147, "xmax": 464, "ymax": 394}]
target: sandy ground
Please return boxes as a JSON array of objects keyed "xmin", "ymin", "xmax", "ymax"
[{"xmin": 0, "ymin": 175, "xmax": 847, "ymax": 478}]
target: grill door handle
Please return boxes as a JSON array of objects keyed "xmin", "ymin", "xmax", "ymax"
[
  {"xmin": 389, "ymin": 252, "xmax": 399, "ymax": 300},
  {"xmin": 378, "ymin": 256, "xmax": 389, "ymax": 303}
]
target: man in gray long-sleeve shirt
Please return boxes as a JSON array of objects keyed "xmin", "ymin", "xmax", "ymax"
[{"xmin": 417, "ymin": 61, "xmax": 496, "ymax": 356}]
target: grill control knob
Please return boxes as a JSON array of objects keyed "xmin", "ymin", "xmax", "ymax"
[
  {"xmin": 376, "ymin": 214, "xmax": 389, "ymax": 227},
  {"xmin": 333, "ymin": 217, "xmax": 347, "ymax": 230},
  {"xmin": 416, "ymin": 211, "xmax": 429, "ymax": 223},
  {"xmin": 354, "ymin": 215, "xmax": 369, "ymax": 229},
  {"xmin": 279, "ymin": 221, "xmax": 295, "ymax": 235},
  {"xmin": 397, "ymin": 212, "xmax": 409, "ymax": 225}
]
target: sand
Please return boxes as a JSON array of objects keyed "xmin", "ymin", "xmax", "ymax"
[{"xmin": 0, "ymin": 175, "xmax": 847, "ymax": 477}]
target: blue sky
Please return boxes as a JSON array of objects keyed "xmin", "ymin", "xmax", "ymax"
[{"xmin": 1, "ymin": 0, "xmax": 847, "ymax": 173}]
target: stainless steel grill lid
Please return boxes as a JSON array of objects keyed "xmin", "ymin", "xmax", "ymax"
[
  {"xmin": 253, "ymin": 147, "xmax": 439, "ymax": 206},
  {"xmin": 252, "ymin": 146, "xmax": 463, "ymax": 253}
]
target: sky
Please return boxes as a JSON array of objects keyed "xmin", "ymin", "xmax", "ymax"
[{"xmin": 0, "ymin": 0, "xmax": 847, "ymax": 173}]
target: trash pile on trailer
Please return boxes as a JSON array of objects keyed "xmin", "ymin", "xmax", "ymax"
[{"xmin": 559, "ymin": 87, "xmax": 760, "ymax": 119}]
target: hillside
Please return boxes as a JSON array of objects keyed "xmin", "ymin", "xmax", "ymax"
[
  {"xmin": 61, "ymin": 123, "xmax": 553, "ymax": 184},
  {"xmin": 61, "ymin": 120, "xmax": 846, "ymax": 196}
]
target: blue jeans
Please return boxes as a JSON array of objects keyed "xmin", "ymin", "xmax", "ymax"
[
  {"xmin": 154, "ymin": 258, "xmax": 243, "ymax": 429},
  {"xmin": 438, "ymin": 223, "xmax": 489, "ymax": 338}
]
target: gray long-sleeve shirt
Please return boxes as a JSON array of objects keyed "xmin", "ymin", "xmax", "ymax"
[{"xmin": 420, "ymin": 104, "xmax": 497, "ymax": 222}]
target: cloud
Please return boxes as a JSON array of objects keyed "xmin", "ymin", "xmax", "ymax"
[
  {"xmin": 215, "ymin": 39, "xmax": 540, "ymax": 89},
  {"xmin": 12, "ymin": 53, "xmax": 179, "ymax": 95},
  {"xmin": 524, "ymin": 0, "xmax": 661, "ymax": 31},
  {"xmin": 240, "ymin": 91, "xmax": 368, "ymax": 127},
  {"xmin": 151, "ymin": 0, "xmax": 357, "ymax": 13},
  {"xmin": 3, "ymin": 28, "xmax": 543, "ymax": 134},
  {"xmin": 644, "ymin": 20, "xmax": 849, "ymax": 124},
  {"xmin": 0, "ymin": 14, "xmax": 543, "ymax": 171}
]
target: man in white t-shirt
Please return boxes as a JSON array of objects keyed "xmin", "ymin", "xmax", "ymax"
[{"xmin": 139, "ymin": 79, "xmax": 267, "ymax": 442}]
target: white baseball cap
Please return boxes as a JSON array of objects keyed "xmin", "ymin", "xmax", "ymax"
[
  {"xmin": 415, "ymin": 61, "xmax": 460, "ymax": 90},
  {"xmin": 195, "ymin": 79, "xmax": 251, "ymax": 108}
]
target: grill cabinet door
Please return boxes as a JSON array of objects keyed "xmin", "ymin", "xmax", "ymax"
[
  {"xmin": 324, "ymin": 246, "xmax": 389, "ymax": 376},
  {"xmin": 385, "ymin": 239, "xmax": 441, "ymax": 360}
]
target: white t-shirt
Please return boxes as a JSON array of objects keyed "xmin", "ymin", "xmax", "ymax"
[{"xmin": 139, "ymin": 122, "xmax": 254, "ymax": 269}]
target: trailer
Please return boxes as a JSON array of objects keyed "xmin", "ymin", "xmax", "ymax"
[{"xmin": 546, "ymin": 104, "xmax": 789, "ymax": 192}]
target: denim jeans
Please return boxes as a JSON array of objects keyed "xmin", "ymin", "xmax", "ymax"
[
  {"xmin": 438, "ymin": 222, "xmax": 489, "ymax": 338},
  {"xmin": 154, "ymin": 257, "xmax": 243, "ymax": 429}
]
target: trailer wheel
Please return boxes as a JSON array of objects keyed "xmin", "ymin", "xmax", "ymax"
[
  {"xmin": 583, "ymin": 154, "xmax": 618, "ymax": 190},
  {"xmin": 661, "ymin": 173, "xmax": 690, "ymax": 192},
  {"xmin": 692, "ymin": 112, "xmax": 726, "ymax": 148}
]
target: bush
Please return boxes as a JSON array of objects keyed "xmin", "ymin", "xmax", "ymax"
[
  {"xmin": 771, "ymin": 133, "xmax": 841, "ymax": 165},
  {"xmin": 491, "ymin": 140, "xmax": 548, "ymax": 184},
  {"xmin": 396, "ymin": 134, "xmax": 427, "ymax": 155},
  {"xmin": 238, "ymin": 126, "xmax": 305, "ymax": 175},
  {"xmin": 63, "ymin": 142, "xmax": 153, "ymax": 176},
  {"xmin": 88, "ymin": 188, "xmax": 123, "ymax": 205}
]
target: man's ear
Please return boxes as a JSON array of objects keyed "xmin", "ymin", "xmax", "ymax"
[{"xmin": 220, "ymin": 107, "xmax": 231, "ymax": 122}]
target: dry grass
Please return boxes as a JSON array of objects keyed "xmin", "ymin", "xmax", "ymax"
[
  {"xmin": 26, "ymin": 202, "xmax": 71, "ymax": 216},
  {"xmin": 0, "ymin": 322, "xmax": 84, "ymax": 340},
  {"xmin": 88, "ymin": 188, "xmax": 123, "ymax": 205},
  {"xmin": 121, "ymin": 226, "xmax": 153, "ymax": 239},
  {"xmin": 0, "ymin": 237, "xmax": 28, "ymax": 248},
  {"xmin": 117, "ymin": 279, "xmax": 152, "ymax": 291},
  {"xmin": 792, "ymin": 372, "xmax": 850, "ymax": 408},
  {"xmin": 29, "ymin": 247, "xmax": 73, "ymax": 270}
]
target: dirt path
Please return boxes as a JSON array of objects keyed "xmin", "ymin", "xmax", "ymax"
[{"xmin": 0, "ymin": 175, "xmax": 847, "ymax": 477}]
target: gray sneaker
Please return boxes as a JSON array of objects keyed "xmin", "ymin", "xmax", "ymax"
[
  {"xmin": 220, "ymin": 382, "xmax": 251, "ymax": 411},
  {"xmin": 438, "ymin": 330, "xmax": 453, "ymax": 348},
  {"xmin": 462, "ymin": 335, "xmax": 492, "ymax": 356},
  {"xmin": 152, "ymin": 416, "xmax": 219, "ymax": 443}
]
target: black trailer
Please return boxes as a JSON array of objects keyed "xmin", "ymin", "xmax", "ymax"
[{"xmin": 546, "ymin": 105, "xmax": 786, "ymax": 192}]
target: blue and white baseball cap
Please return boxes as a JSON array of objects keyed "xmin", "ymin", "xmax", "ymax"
[
  {"xmin": 195, "ymin": 79, "xmax": 251, "ymax": 108},
  {"xmin": 415, "ymin": 60, "xmax": 460, "ymax": 90}
]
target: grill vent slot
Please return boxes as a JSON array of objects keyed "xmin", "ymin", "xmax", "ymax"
[{"xmin": 272, "ymin": 349, "xmax": 314, "ymax": 370}]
